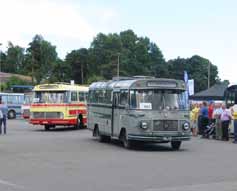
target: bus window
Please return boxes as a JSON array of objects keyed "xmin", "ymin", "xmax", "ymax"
[
  {"xmin": 119, "ymin": 90, "xmax": 128, "ymax": 105},
  {"xmin": 79, "ymin": 92, "xmax": 85, "ymax": 102},
  {"xmin": 71, "ymin": 92, "xmax": 78, "ymax": 102},
  {"xmin": 8, "ymin": 95, "xmax": 19, "ymax": 104},
  {"xmin": 1, "ymin": 95, "xmax": 7, "ymax": 104}
]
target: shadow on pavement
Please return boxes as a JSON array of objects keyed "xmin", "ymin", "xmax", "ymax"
[{"xmin": 89, "ymin": 138, "xmax": 188, "ymax": 152}]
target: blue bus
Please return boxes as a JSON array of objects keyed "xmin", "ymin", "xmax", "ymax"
[{"xmin": 0, "ymin": 92, "xmax": 24, "ymax": 119}]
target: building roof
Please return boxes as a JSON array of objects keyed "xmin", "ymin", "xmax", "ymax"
[{"xmin": 190, "ymin": 82, "xmax": 228, "ymax": 101}]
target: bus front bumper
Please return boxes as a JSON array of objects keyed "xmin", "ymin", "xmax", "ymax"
[
  {"xmin": 127, "ymin": 134, "xmax": 191, "ymax": 142},
  {"xmin": 30, "ymin": 118, "xmax": 87, "ymax": 126}
]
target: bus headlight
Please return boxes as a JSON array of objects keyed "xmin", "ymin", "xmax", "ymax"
[
  {"xmin": 140, "ymin": 121, "xmax": 148, "ymax": 130},
  {"xmin": 183, "ymin": 122, "xmax": 190, "ymax": 131}
]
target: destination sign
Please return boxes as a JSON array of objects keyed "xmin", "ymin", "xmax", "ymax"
[
  {"xmin": 147, "ymin": 81, "xmax": 177, "ymax": 88},
  {"xmin": 39, "ymin": 85, "xmax": 59, "ymax": 89}
]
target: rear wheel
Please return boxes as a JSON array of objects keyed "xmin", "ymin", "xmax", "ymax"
[
  {"xmin": 8, "ymin": 110, "xmax": 16, "ymax": 119},
  {"xmin": 45, "ymin": 125, "xmax": 50, "ymax": 131},
  {"xmin": 171, "ymin": 141, "xmax": 182, "ymax": 150},
  {"xmin": 75, "ymin": 114, "xmax": 84, "ymax": 129}
]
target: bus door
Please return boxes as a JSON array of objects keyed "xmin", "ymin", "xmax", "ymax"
[{"xmin": 112, "ymin": 91, "xmax": 120, "ymax": 137}]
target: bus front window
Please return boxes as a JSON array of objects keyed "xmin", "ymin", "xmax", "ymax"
[
  {"xmin": 33, "ymin": 91, "xmax": 69, "ymax": 104},
  {"xmin": 130, "ymin": 90, "xmax": 188, "ymax": 110}
]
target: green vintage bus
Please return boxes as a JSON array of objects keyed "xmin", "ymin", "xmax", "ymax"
[{"xmin": 87, "ymin": 77, "xmax": 191, "ymax": 149}]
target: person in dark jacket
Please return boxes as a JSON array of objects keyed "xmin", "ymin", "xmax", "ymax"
[{"xmin": 0, "ymin": 96, "xmax": 8, "ymax": 135}]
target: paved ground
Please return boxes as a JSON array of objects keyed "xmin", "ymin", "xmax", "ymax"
[{"xmin": 0, "ymin": 120, "xmax": 237, "ymax": 191}]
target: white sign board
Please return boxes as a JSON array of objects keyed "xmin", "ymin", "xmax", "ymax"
[{"xmin": 140, "ymin": 103, "xmax": 152, "ymax": 110}]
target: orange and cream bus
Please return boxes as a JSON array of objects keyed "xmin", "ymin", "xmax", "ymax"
[{"xmin": 29, "ymin": 83, "xmax": 88, "ymax": 130}]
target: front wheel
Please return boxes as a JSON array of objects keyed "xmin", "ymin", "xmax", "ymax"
[
  {"xmin": 171, "ymin": 141, "xmax": 182, "ymax": 150},
  {"xmin": 121, "ymin": 131, "xmax": 133, "ymax": 149}
]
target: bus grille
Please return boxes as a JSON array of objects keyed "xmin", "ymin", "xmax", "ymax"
[
  {"xmin": 32, "ymin": 112, "xmax": 62, "ymax": 119},
  {"xmin": 153, "ymin": 120, "xmax": 178, "ymax": 131}
]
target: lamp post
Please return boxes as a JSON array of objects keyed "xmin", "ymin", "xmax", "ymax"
[{"xmin": 117, "ymin": 53, "xmax": 120, "ymax": 77}]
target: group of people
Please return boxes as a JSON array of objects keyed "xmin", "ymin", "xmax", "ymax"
[{"xmin": 190, "ymin": 101, "xmax": 237, "ymax": 143}]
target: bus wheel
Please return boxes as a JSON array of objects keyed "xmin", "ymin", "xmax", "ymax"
[
  {"xmin": 121, "ymin": 130, "xmax": 132, "ymax": 149},
  {"xmin": 171, "ymin": 141, "xmax": 182, "ymax": 150},
  {"xmin": 45, "ymin": 125, "xmax": 50, "ymax": 131},
  {"xmin": 8, "ymin": 110, "xmax": 16, "ymax": 119},
  {"xmin": 75, "ymin": 114, "xmax": 84, "ymax": 129}
]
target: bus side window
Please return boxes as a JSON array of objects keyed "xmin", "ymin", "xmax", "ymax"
[
  {"xmin": 79, "ymin": 92, "xmax": 85, "ymax": 102},
  {"xmin": 130, "ymin": 90, "xmax": 137, "ymax": 108},
  {"xmin": 1, "ymin": 95, "xmax": 7, "ymax": 104},
  {"xmin": 71, "ymin": 92, "xmax": 78, "ymax": 102},
  {"xmin": 113, "ymin": 93, "xmax": 119, "ymax": 107},
  {"xmin": 119, "ymin": 90, "xmax": 128, "ymax": 106}
]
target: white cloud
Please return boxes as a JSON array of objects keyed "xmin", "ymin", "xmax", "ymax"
[
  {"xmin": 0, "ymin": 0, "xmax": 119, "ymax": 58},
  {"xmin": 0, "ymin": 0, "xmax": 95, "ymax": 51}
]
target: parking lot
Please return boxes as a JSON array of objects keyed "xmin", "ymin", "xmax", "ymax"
[{"xmin": 0, "ymin": 119, "xmax": 237, "ymax": 191}]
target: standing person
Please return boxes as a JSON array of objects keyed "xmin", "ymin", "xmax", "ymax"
[
  {"xmin": 231, "ymin": 104, "xmax": 237, "ymax": 143},
  {"xmin": 220, "ymin": 104, "xmax": 232, "ymax": 141},
  {"xmin": 200, "ymin": 101, "xmax": 209, "ymax": 137},
  {"xmin": 213, "ymin": 103, "xmax": 223, "ymax": 140},
  {"xmin": 208, "ymin": 101, "xmax": 214, "ymax": 123},
  {"xmin": 0, "ymin": 96, "xmax": 8, "ymax": 135},
  {"xmin": 190, "ymin": 103, "xmax": 199, "ymax": 136}
]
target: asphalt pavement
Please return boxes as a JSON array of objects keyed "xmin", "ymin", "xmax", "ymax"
[{"xmin": 0, "ymin": 119, "xmax": 237, "ymax": 191}]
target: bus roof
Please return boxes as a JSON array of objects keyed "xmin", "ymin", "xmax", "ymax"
[
  {"xmin": 33, "ymin": 83, "xmax": 89, "ymax": 92},
  {"xmin": 89, "ymin": 78, "xmax": 185, "ymax": 90},
  {"xmin": 0, "ymin": 92, "xmax": 24, "ymax": 95}
]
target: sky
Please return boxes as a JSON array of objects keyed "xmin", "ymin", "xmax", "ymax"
[{"xmin": 0, "ymin": 0, "xmax": 236, "ymax": 82}]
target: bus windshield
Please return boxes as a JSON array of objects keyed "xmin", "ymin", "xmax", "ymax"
[
  {"xmin": 130, "ymin": 89, "xmax": 188, "ymax": 110},
  {"xmin": 33, "ymin": 91, "xmax": 69, "ymax": 104}
]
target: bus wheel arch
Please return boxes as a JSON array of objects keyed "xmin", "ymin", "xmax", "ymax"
[{"xmin": 8, "ymin": 110, "xmax": 16, "ymax": 119}]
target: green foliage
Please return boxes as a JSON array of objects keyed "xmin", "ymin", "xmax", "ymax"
[
  {"xmin": 65, "ymin": 48, "xmax": 90, "ymax": 84},
  {"xmin": 0, "ymin": 30, "xmax": 222, "ymax": 93},
  {"xmin": 25, "ymin": 35, "xmax": 57, "ymax": 83},
  {"xmin": 167, "ymin": 55, "xmax": 220, "ymax": 92},
  {"xmin": 89, "ymin": 30, "xmax": 166, "ymax": 80},
  {"xmin": 3, "ymin": 76, "xmax": 32, "ymax": 91},
  {"xmin": 3, "ymin": 42, "xmax": 25, "ymax": 74}
]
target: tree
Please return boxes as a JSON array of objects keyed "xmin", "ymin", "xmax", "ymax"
[
  {"xmin": 25, "ymin": 35, "xmax": 57, "ymax": 83},
  {"xmin": 4, "ymin": 42, "xmax": 25, "ymax": 74},
  {"xmin": 65, "ymin": 48, "xmax": 90, "ymax": 84},
  {"xmin": 89, "ymin": 29, "xmax": 166, "ymax": 79},
  {"xmin": 167, "ymin": 55, "xmax": 220, "ymax": 92},
  {"xmin": 48, "ymin": 58, "xmax": 71, "ymax": 83}
]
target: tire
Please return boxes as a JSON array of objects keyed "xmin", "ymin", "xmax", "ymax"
[
  {"xmin": 8, "ymin": 110, "xmax": 16, "ymax": 119},
  {"xmin": 171, "ymin": 141, "xmax": 182, "ymax": 150},
  {"xmin": 45, "ymin": 125, "xmax": 50, "ymax": 131},
  {"xmin": 121, "ymin": 130, "xmax": 133, "ymax": 149},
  {"xmin": 75, "ymin": 115, "xmax": 84, "ymax": 129}
]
